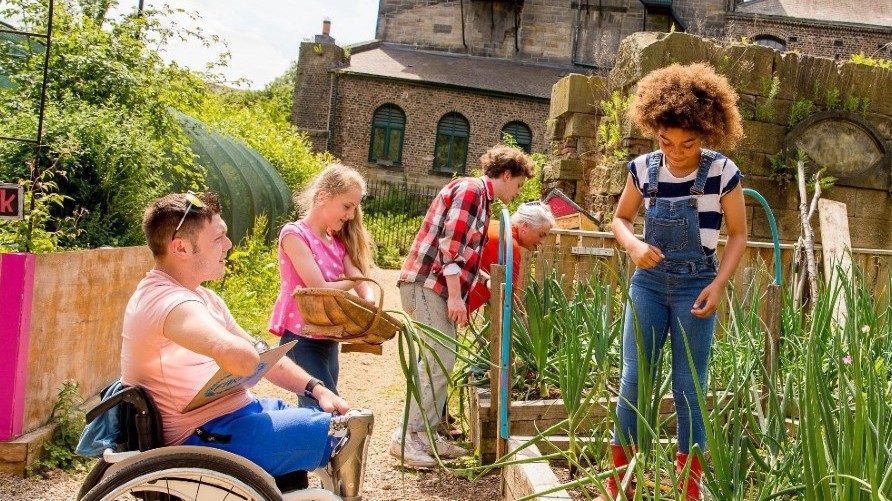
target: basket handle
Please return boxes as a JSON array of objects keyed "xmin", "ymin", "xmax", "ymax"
[
  {"xmin": 343, "ymin": 276, "xmax": 397, "ymax": 338},
  {"xmin": 343, "ymin": 276, "xmax": 385, "ymax": 316}
]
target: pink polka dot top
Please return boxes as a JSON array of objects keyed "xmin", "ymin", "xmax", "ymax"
[{"xmin": 268, "ymin": 220, "xmax": 347, "ymax": 337}]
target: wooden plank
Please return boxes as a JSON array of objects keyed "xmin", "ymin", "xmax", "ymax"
[
  {"xmin": 818, "ymin": 199, "xmax": 853, "ymax": 328},
  {"xmin": 503, "ymin": 439, "xmax": 573, "ymax": 501},
  {"xmin": 489, "ymin": 265, "xmax": 508, "ymax": 459},
  {"xmin": 25, "ymin": 247, "xmax": 152, "ymax": 435}
]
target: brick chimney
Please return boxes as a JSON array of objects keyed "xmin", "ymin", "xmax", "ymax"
[{"xmin": 315, "ymin": 17, "xmax": 335, "ymax": 44}]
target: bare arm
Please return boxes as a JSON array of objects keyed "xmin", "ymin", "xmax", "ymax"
[
  {"xmin": 163, "ymin": 301, "xmax": 260, "ymax": 377},
  {"xmin": 691, "ymin": 184, "xmax": 748, "ymax": 318},
  {"xmin": 343, "ymin": 255, "xmax": 374, "ymax": 303},
  {"xmin": 445, "ymin": 272, "xmax": 467, "ymax": 326},
  {"xmin": 611, "ymin": 174, "xmax": 665, "ymax": 268},
  {"xmin": 281, "ymin": 233, "xmax": 356, "ymax": 291}
]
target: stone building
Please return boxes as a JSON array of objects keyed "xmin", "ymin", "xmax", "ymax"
[{"xmin": 293, "ymin": 1, "xmax": 891, "ymax": 188}]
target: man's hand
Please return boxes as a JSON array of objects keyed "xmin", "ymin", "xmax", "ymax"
[
  {"xmin": 447, "ymin": 296, "xmax": 468, "ymax": 327},
  {"xmin": 314, "ymin": 386, "xmax": 350, "ymax": 414},
  {"xmin": 629, "ymin": 240, "xmax": 664, "ymax": 269}
]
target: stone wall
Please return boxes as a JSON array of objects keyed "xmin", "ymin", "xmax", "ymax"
[
  {"xmin": 374, "ymin": 0, "xmax": 729, "ymax": 67},
  {"xmin": 546, "ymin": 32, "xmax": 892, "ymax": 249},
  {"xmin": 292, "ymin": 41, "xmax": 347, "ymax": 152},
  {"xmin": 331, "ymin": 75, "xmax": 549, "ymax": 188},
  {"xmin": 726, "ymin": 14, "xmax": 892, "ymax": 62}
]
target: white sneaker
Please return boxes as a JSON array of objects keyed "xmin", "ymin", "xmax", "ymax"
[
  {"xmin": 389, "ymin": 430, "xmax": 437, "ymax": 469},
  {"xmin": 415, "ymin": 431, "xmax": 469, "ymax": 459}
]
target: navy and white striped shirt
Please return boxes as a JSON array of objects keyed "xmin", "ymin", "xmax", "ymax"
[{"xmin": 628, "ymin": 151, "xmax": 741, "ymax": 255}]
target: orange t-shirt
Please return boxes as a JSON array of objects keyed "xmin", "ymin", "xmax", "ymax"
[
  {"xmin": 120, "ymin": 269, "xmax": 252, "ymax": 445},
  {"xmin": 468, "ymin": 224, "xmax": 520, "ymax": 313}
]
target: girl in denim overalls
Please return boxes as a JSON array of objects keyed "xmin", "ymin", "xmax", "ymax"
[{"xmin": 600, "ymin": 63, "xmax": 748, "ymax": 501}]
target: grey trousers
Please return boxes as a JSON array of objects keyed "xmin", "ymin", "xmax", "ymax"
[{"xmin": 399, "ymin": 282, "xmax": 457, "ymax": 432}]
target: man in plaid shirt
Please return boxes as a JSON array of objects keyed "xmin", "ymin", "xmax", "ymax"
[{"xmin": 391, "ymin": 144, "xmax": 536, "ymax": 468}]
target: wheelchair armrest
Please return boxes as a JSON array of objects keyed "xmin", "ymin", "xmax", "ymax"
[{"xmin": 85, "ymin": 386, "xmax": 154, "ymax": 424}]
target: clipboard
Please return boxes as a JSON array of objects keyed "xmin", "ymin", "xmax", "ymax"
[{"xmin": 182, "ymin": 340, "xmax": 296, "ymax": 413}]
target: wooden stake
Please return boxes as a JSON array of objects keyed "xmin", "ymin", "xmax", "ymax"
[
  {"xmin": 818, "ymin": 199, "xmax": 853, "ymax": 329},
  {"xmin": 488, "ymin": 264, "xmax": 508, "ymax": 461}
]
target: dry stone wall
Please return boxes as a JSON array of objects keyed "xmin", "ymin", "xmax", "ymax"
[{"xmin": 547, "ymin": 32, "xmax": 892, "ymax": 249}]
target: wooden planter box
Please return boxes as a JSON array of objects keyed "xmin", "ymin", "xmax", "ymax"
[{"xmin": 467, "ymin": 386, "xmax": 733, "ymax": 464}]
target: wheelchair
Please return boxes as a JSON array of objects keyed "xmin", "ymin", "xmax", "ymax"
[{"xmin": 76, "ymin": 384, "xmax": 374, "ymax": 501}]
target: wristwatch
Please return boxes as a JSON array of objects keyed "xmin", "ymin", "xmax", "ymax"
[{"xmin": 304, "ymin": 377, "xmax": 325, "ymax": 399}]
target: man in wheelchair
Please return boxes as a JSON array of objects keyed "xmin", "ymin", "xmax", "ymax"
[{"xmin": 78, "ymin": 192, "xmax": 372, "ymax": 500}]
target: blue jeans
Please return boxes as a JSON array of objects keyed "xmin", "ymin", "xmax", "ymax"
[
  {"xmin": 281, "ymin": 331, "xmax": 339, "ymax": 408},
  {"xmin": 614, "ymin": 267, "xmax": 716, "ymax": 454}
]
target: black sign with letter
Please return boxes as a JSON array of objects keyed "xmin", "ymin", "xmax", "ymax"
[{"xmin": 0, "ymin": 184, "xmax": 24, "ymax": 220}]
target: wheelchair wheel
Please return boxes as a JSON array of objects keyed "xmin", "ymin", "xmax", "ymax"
[
  {"xmin": 77, "ymin": 460, "xmax": 113, "ymax": 499},
  {"xmin": 79, "ymin": 450, "xmax": 283, "ymax": 501}
]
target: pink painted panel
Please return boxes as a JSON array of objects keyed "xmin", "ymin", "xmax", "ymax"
[{"xmin": 0, "ymin": 253, "xmax": 35, "ymax": 442}]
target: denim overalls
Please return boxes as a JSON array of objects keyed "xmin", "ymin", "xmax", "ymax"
[{"xmin": 614, "ymin": 150, "xmax": 720, "ymax": 455}]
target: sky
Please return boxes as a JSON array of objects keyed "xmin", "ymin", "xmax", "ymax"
[{"xmin": 131, "ymin": 0, "xmax": 380, "ymax": 89}]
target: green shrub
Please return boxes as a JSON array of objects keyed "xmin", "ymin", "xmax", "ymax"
[
  {"xmin": 27, "ymin": 380, "xmax": 92, "ymax": 476},
  {"xmin": 208, "ymin": 215, "xmax": 279, "ymax": 337},
  {"xmin": 754, "ymin": 76, "xmax": 780, "ymax": 122},
  {"xmin": 788, "ymin": 99, "xmax": 815, "ymax": 126},
  {"xmin": 365, "ymin": 212, "xmax": 424, "ymax": 269}
]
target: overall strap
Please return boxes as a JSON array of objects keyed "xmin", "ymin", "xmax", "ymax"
[
  {"xmin": 689, "ymin": 149, "xmax": 716, "ymax": 207},
  {"xmin": 647, "ymin": 151, "xmax": 662, "ymax": 205}
]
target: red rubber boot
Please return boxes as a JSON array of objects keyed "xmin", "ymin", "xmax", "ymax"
[
  {"xmin": 676, "ymin": 452, "xmax": 703, "ymax": 500},
  {"xmin": 595, "ymin": 445, "xmax": 636, "ymax": 500}
]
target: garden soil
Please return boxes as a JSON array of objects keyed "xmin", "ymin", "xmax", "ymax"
[{"xmin": 0, "ymin": 267, "xmax": 499, "ymax": 501}]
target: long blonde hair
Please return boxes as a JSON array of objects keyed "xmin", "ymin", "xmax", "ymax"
[{"xmin": 295, "ymin": 163, "xmax": 374, "ymax": 274}]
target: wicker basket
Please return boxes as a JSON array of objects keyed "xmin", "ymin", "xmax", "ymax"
[{"xmin": 293, "ymin": 277, "xmax": 402, "ymax": 355}]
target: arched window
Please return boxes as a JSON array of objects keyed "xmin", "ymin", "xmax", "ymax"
[
  {"xmin": 433, "ymin": 112, "xmax": 469, "ymax": 174},
  {"xmin": 754, "ymin": 35, "xmax": 786, "ymax": 52},
  {"xmin": 368, "ymin": 104, "xmax": 405, "ymax": 166},
  {"xmin": 501, "ymin": 121, "xmax": 532, "ymax": 153}
]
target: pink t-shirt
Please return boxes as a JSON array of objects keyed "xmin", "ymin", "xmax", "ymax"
[
  {"xmin": 269, "ymin": 220, "xmax": 348, "ymax": 337},
  {"xmin": 120, "ymin": 269, "xmax": 252, "ymax": 446}
]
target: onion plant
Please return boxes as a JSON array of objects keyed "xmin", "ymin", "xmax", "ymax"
[
  {"xmin": 512, "ymin": 276, "xmax": 562, "ymax": 398},
  {"xmin": 553, "ymin": 279, "xmax": 617, "ymax": 476},
  {"xmin": 394, "ymin": 258, "xmax": 892, "ymax": 500}
]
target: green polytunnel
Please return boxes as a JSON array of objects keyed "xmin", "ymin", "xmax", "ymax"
[{"xmin": 173, "ymin": 111, "xmax": 293, "ymax": 245}]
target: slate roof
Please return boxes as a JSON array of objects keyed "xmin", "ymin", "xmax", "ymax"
[
  {"xmin": 733, "ymin": 0, "xmax": 892, "ymax": 29},
  {"xmin": 335, "ymin": 43, "xmax": 574, "ymax": 100}
]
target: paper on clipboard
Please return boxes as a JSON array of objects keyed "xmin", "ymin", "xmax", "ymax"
[{"xmin": 182, "ymin": 340, "xmax": 296, "ymax": 413}]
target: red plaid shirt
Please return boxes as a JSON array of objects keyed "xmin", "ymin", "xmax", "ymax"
[{"xmin": 399, "ymin": 176, "xmax": 494, "ymax": 302}]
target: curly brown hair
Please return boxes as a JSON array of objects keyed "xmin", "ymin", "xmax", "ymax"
[
  {"xmin": 628, "ymin": 63, "xmax": 744, "ymax": 151},
  {"xmin": 480, "ymin": 144, "xmax": 537, "ymax": 179}
]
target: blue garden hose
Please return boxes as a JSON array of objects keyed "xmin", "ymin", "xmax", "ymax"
[
  {"xmin": 497, "ymin": 207, "xmax": 513, "ymax": 440},
  {"xmin": 742, "ymin": 188, "xmax": 782, "ymax": 286}
]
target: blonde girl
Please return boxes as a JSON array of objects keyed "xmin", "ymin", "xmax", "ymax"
[{"xmin": 269, "ymin": 163, "xmax": 374, "ymax": 407}]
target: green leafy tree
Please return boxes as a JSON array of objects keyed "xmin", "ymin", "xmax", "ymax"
[{"xmin": 0, "ymin": 0, "xmax": 215, "ymax": 249}]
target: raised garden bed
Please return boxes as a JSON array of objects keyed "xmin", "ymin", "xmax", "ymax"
[{"xmin": 467, "ymin": 386, "xmax": 734, "ymax": 464}]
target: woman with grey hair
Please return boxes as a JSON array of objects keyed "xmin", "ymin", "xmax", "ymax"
[{"xmin": 467, "ymin": 202, "xmax": 556, "ymax": 313}]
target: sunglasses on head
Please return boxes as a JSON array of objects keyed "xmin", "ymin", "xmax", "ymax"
[{"xmin": 171, "ymin": 191, "xmax": 204, "ymax": 240}]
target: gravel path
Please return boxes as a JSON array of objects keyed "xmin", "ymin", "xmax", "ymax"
[{"xmin": 0, "ymin": 267, "xmax": 499, "ymax": 500}]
